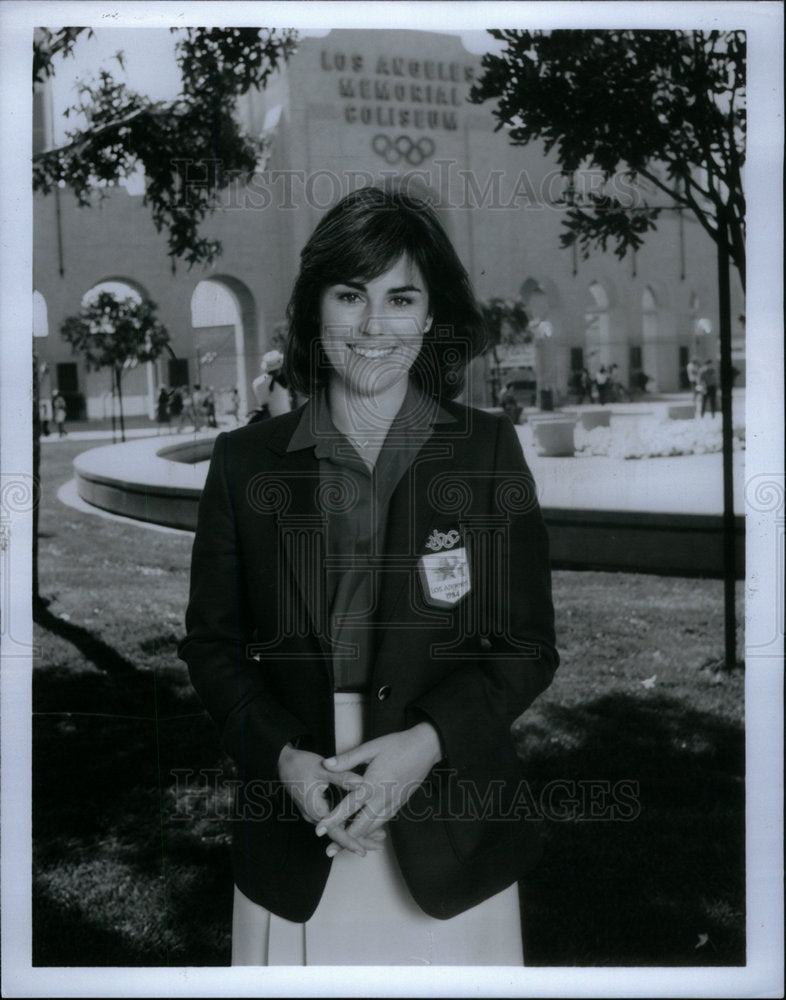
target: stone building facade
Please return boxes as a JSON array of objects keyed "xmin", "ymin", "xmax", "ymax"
[{"xmin": 33, "ymin": 29, "xmax": 745, "ymax": 420}]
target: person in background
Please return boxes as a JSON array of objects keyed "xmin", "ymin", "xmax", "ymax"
[
  {"xmin": 226, "ymin": 387, "xmax": 241, "ymax": 426},
  {"xmin": 203, "ymin": 386, "xmax": 218, "ymax": 428},
  {"xmin": 156, "ymin": 386, "xmax": 171, "ymax": 434},
  {"xmin": 608, "ymin": 364, "xmax": 630, "ymax": 402},
  {"xmin": 52, "ymin": 391, "xmax": 67, "ymax": 437},
  {"xmin": 249, "ymin": 349, "xmax": 293, "ymax": 424},
  {"xmin": 499, "ymin": 382, "xmax": 522, "ymax": 424},
  {"xmin": 699, "ymin": 359, "xmax": 718, "ymax": 417},
  {"xmin": 38, "ymin": 361, "xmax": 53, "ymax": 436},
  {"xmin": 578, "ymin": 368, "xmax": 593, "ymax": 404},
  {"xmin": 169, "ymin": 386, "xmax": 185, "ymax": 431},
  {"xmin": 686, "ymin": 357, "xmax": 700, "ymax": 402},
  {"xmin": 179, "ymin": 387, "xmax": 194, "ymax": 432},
  {"xmin": 594, "ymin": 365, "xmax": 609, "ymax": 405},
  {"xmin": 633, "ymin": 370, "xmax": 651, "ymax": 396},
  {"xmin": 190, "ymin": 385, "xmax": 204, "ymax": 431}
]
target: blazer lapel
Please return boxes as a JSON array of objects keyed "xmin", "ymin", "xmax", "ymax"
[{"xmin": 264, "ymin": 419, "xmax": 333, "ymax": 665}]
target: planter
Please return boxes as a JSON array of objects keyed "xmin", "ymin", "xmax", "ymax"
[
  {"xmin": 532, "ymin": 417, "xmax": 576, "ymax": 457},
  {"xmin": 667, "ymin": 404, "xmax": 697, "ymax": 421},
  {"xmin": 581, "ymin": 409, "xmax": 612, "ymax": 431}
]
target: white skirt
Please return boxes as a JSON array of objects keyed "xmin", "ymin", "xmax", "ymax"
[{"xmin": 231, "ymin": 693, "xmax": 523, "ymax": 966}]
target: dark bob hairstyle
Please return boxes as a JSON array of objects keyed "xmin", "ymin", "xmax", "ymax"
[{"xmin": 283, "ymin": 186, "xmax": 488, "ymax": 401}]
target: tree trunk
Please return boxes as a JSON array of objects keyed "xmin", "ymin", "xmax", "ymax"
[{"xmin": 717, "ymin": 219, "xmax": 738, "ymax": 671}]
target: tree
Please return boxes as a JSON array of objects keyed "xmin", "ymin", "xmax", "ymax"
[
  {"xmin": 471, "ymin": 30, "xmax": 745, "ymax": 287},
  {"xmin": 61, "ymin": 292, "xmax": 171, "ymax": 442},
  {"xmin": 33, "ymin": 27, "xmax": 298, "ymax": 266},
  {"xmin": 31, "ymin": 28, "xmax": 296, "ymax": 608},
  {"xmin": 471, "ymin": 30, "xmax": 745, "ymax": 669},
  {"xmin": 479, "ymin": 297, "xmax": 531, "ymax": 400}
]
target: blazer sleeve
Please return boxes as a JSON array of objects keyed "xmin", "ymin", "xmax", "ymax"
[
  {"xmin": 178, "ymin": 432, "xmax": 310, "ymax": 782},
  {"xmin": 408, "ymin": 416, "xmax": 559, "ymax": 775}
]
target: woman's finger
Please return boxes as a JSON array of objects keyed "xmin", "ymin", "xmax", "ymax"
[
  {"xmin": 321, "ymin": 819, "xmax": 369, "ymax": 856},
  {"xmin": 322, "ymin": 739, "xmax": 380, "ymax": 772},
  {"xmin": 320, "ymin": 767, "xmax": 366, "ymax": 791},
  {"xmin": 305, "ymin": 783, "xmax": 333, "ymax": 823},
  {"xmin": 316, "ymin": 780, "xmax": 374, "ymax": 834},
  {"xmin": 346, "ymin": 807, "xmax": 388, "ymax": 841},
  {"xmin": 325, "ymin": 830, "xmax": 386, "ymax": 859}
]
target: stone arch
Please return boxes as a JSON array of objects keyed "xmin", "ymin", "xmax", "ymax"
[
  {"xmin": 641, "ymin": 285, "xmax": 658, "ymax": 340},
  {"xmin": 80, "ymin": 277, "xmax": 156, "ymax": 420},
  {"xmin": 189, "ymin": 275, "xmax": 259, "ymax": 421},
  {"xmin": 33, "ymin": 289, "xmax": 49, "ymax": 338},
  {"xmin": 581, "ymin": 277, "xmax": 634, "ymax": 386},
  {"xmin": 637, "ymin": 281, "xmax": 683, "ymax": 391},
  {"xmin": 82, "ymin": 276, "xmax": 148, "ymax": 306},
  {"xmin": 518, "ymin": 276, "xmax": 568, "ymax": 398},
  {"xmin": 583, "ymin": 280, "xmax": 612, "ymax": 370}
]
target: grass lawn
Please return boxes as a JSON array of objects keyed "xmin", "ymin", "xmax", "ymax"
[{"xmin": 32, "ymin": 438, "xmax": 745, "ymax": 966}]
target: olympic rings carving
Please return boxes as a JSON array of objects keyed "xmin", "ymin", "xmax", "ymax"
[{"xmin": 372, "ymin": 134, "xmax": 436, "ymax": 167}]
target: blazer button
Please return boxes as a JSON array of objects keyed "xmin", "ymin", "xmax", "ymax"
[{"xmin": 377, "ymin": 685, "xmax": 392, "ymax": 701}]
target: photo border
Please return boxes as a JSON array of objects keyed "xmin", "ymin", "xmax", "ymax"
[{"xmin": 2, "ymin": 2, "xmax": 782, "ymax": 997}]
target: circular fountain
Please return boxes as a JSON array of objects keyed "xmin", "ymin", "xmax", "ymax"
[{"xmin": 73, "ymin": 433, "xmax": 217, "ymax": 531}]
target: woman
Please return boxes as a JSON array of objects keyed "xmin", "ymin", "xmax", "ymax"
[{"xmin": 179, "ymin": 187, "xmax": 558, "ymax": 966}]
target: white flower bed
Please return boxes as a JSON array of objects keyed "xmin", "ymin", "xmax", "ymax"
[{"xmin": 575, "ymin": 416, "xmax": 746, "ymax": 460}]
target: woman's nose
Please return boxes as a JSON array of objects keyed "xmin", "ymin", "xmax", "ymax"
[{"xmin": 360, "ymin": 311, "xmax": 385, "ymax": 337}]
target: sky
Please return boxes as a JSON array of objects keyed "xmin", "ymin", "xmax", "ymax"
[{"xmin": 46, "ymin": 28, "xmax": 505, "ymax": 145}]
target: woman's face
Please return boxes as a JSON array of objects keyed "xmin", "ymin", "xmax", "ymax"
[{"xmin": 318, "ymin": 254, "xmax": 432, "ymax": 399}]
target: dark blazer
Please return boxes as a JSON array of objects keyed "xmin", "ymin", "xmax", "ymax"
[{"xmin": 178, "ymin": 400, "xmax": 558, "ymax": 921}]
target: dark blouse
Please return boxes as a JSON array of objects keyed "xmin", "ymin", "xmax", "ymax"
[{"xmin": 286, "ymin": 380, "xmax": 455, "ymax": 691}]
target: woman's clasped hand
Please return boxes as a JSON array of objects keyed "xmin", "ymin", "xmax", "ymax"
[{"xmin": 279, "ymin": 722, "xmax": 442, "ymax": 858}]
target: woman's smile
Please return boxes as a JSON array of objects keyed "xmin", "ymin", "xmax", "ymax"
[
  {"xmin": 319, "ymin": 254, "xmax": 431, "ymax": 400},
  {"xmin": 346, "ymin": 343, "xmax": 398, "ymax": 359}
]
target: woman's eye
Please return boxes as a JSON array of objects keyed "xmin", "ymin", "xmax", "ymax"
[
  {"xmin": 390, "ymin": 296, "xmax": 414, "ymax": 307},
  {"xmin": 337, "ymin": 291, "xmax": 362, "ymax": 303}
]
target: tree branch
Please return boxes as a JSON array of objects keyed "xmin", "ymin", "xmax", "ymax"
[{"xmin": 33, "ymin": 102, "xmax": 175, "ymax": 162}]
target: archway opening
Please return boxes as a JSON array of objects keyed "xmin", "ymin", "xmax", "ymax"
[
  {"xmin": 642, "ymin": 286, "xmax": 658, "ymax": 340},
  {"xmin": 190, "ymin": 277, "xmax": 256, "ymax": 422},
  {"xmin": 80, "ymin": 279, "xmax": 154, "ymax": 420},
  {"xmin": 584, "ymin": 281, "xmax": 611, "ymax": 374},
  {"xmin": 33, "ymin": 289, "xmax": 49, "ymax": 338}
]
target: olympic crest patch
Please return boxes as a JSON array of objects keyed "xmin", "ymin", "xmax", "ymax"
[{"xmin": 418, "ymin": 529, "xmax": 471, "ymax": 608}]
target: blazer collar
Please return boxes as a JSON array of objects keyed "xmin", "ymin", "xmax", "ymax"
[{"xmin": 268, "ymin": 381, "xmax": 457, "ymax": 457}]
